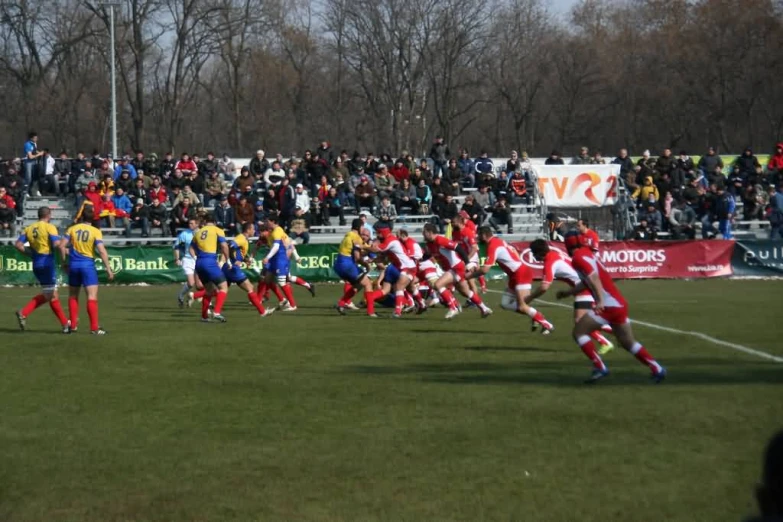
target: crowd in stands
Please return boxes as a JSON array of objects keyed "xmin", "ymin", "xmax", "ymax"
[{"xmin": 2, "ymin": 132, "xmax": 783, "ymax": 241}]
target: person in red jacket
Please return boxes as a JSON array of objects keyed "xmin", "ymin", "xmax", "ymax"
[
  {"xmin": 175, "ymin": 153, "xmax": 198, "ymax": 176},
  {"xmin": 149, "ymin": 177, "xmax": 168, "ymax": 204},
  {"xmin": 389, "ymin": 159, "xmax": 410, "ymax": 184},
  {"xmin": 768, "ymin": 143, "xmax": 783, "ymax": 175}
]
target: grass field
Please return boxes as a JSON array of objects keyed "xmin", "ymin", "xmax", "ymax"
[{"xmin": 1, "ymin": 279, "xmax": 782, "ymax": 522}]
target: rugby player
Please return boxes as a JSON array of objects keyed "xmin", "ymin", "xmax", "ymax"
[
  {"xmin": 333, "ymin": 219, "xmax": 382, "ymax": 316},
  {"xmin": 398, "ymin": 228, "xmax": 439, "ymax": 307},
  {"xmin": 173, "ymin": 218, "xmax": 202, "ymax": 307},
  {"xmin": 258, "ymin": 214, "xmax": 297, "ymax": 312},
  {"xmin": 370, "ymin": 222, "xmax": 420, "ymax": 317},
  {"xmin": 467, "ymin": 227, "xmax": 551, "ymax": 331},
  {"xmin": 577, "ymin": 218, "xmax": 600, "ymax": 252},
  {"xmin": 452, "ymin": 213, "xmax": 487, "ymax": 294},
  {"xmin": 59, "ymin": 207, "xmax": 115, "ymax": 334},
  {"xmin": 556, "ymin": 231, "xmax": 666, "ymax": 383},
  {"xmin": 527, "ymin": 239, "xmax": 613, "ymax": 351},
  {"xmin": 223, "ymin": 222, "xmax": 273, "ymax": 317},
  {"xmin": 421, "ymin": 223, "xmax": 492, "ymax": 320},
  {"xmin": 14, "ymin": 207, "xmax": 70, "ymax": 332},
  {"xmin": 190, "ymin": 213, "xmax": 231, "ymax": 322}
]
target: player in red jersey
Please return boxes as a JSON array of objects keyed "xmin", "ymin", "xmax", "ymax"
[
  {"xmin": 577, "ymin": 218, "xmax": 600, "ymax": 252},
  {"xmin": 556, "ymin": 231, "xmax": 666, "ymax": 383},
  {"xmin": 527, "ymin": 239, "xmax": 613, "ymax": 351},
  {"xmin": 467, "ymin": 227, "xmax": 552, "ymax": 332},
  {"xmin": 422, "ymin": 223, "xmax": 492, "ymax": 320},
  {"xmin": 370, "ymin": 222, "xmax": 421, "ymax": 317},
  {"xmin": 452, "ymin": 213, "xmax": 487, "ymax": 294},
  {"xmin": 397, "ymin": 228, "xmax": 431, "ymax": 311}
]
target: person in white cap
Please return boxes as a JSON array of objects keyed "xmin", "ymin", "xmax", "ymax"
[{"xmin": 249, "ymin": 149, "xmax": 269, "ymax": 178}]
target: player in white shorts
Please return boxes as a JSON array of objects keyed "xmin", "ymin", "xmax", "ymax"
[{"xmin": 173, "ymin": 218, "xmax": 203, "ymax": 307}]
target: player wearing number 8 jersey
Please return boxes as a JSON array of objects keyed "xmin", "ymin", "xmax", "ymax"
[
  {"xmin": 190, "ymin": 213, "xmax": 231, "ymax": 322},
  {"xmin": 14, "ymin": 207, "xmax": 70, "ymax": 332},
  {"xmin": 467, "ymin": 227, "xmax": 551, "ymax": 331},
  {"xmin": 60, "ymin": 207, "xmax": 115, "ymax": 335},
  {"xmin": 556, "ymin": 231, "xmax": 666, "ymax": 383}
]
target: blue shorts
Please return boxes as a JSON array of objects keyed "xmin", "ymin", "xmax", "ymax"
[
  {"xmin": 33, "ymin": 264, "xmax": 57, "ymax": 288},
  {"xmin": 334, "ymin": 256, "xmax": 362, "ymax": 283},
  {"xmin": 267, "ymin": 258, "xmax": 290, "ymax": 277},
  {"xmin": 383, "ymin": 264, "xmax": 401, "ymax": 286},
  {"xmin": 196, "ymin": 259, "xmax": 226, "ymax": 285},
  {"xmin": 222, "ymin": 263, "xmax": 248, "ymax": 285},
  {"xmin": 69, "ymin": 265, "xmax": 99, "ymax": 287}
]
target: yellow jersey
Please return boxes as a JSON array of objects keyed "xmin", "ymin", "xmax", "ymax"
[
  {"xmin": 338, "ymin": 230, "xmax": 363, "ymax": 257},
  {"xmin": 193, "ymin": 225, "xmax": 226, "ymax": 259},
  {"xmin": 22, "ymin": 221, "xmax": 60, "ymax": 260},
  {"xmin": 230, "ymin": 234, "xmax": 250, "ymax": 263},
  {"xmin": 65, "ymin": 223, "xmax": 103, "ymax": 264}
]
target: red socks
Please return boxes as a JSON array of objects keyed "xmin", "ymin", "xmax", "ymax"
[
  {"xmin": 589, "ymin": 331, "xmax": 611, "ymax": 346},
  {"xmin": 192, "ymin": 289, "xmax": 206, "ymax": 300},
  {"xmin": 576, "ymin": 336, "xmax": 607, "ymax": 371},
  {"xmin": 69, "ymin": 296, "xmax": 79, "ymax": 329},
  {"xmin": 201, "ymin": 295, "xmax": 213, "ymax": 319},
  {"xmin": 248, "ymin": 292, "xmax": 266, "ymax": 314},
  {"xmin": 213, "ymin": 291, "xmax": 227, "ymax": 314},
  {"xmin": 439, "ymin": 288, "xmax": 457, "ymax": 309},
  {"xmin": 468, "ymin": 291, "xmax": 483, "ymax": 307},
  {"xmin": 365, "ymin": 290, "xmax": 380, "ymax": 315},
  {"xmin": 281, "ymin": 284, "xmax": 296, "ymax": 307},
  {"xmin": 50, "ymin": 298, "xmax": 68, "ymax": 327},
  {"xmin": 272, "ymin": 285, "xmax": 285, "ymax": 302},
  {"xmin": 21, "ymin": 294, "xmax": 47, "ymax": 317},
  {"xmin": 87, "ymin": 299, "xmax": 99, "ymax": 332},
  {"xmin": 478, "ymin": 275, "xmax": 487, "ymax": 292},
  {"xmin": 629, "ymin": 342, "xmax": 663, "ymax": 373},
  {"xmin": 339, "ymin": 287, "xmax": 358, "ymax": 306},
  {"xmin": 291, "ymin": 276, "xmax": 310, "ymax": 289}
]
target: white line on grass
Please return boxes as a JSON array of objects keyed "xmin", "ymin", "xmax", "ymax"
[{"xmin": 484, "ymin": 289, "xmax": 783, "ymax": 363}]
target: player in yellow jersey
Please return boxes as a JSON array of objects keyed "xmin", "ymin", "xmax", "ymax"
[
  {"xmin": 189, "ymin": 213, "xmax": 230, "ymax": 322},
  {"xmin": 14, "ymin": 207, "xmax": 70, "ymax": 332},
  {"xmin": 60, "ymin": 207, "xmax": 115, "ymax": 335},
  {"xmin": 255, "ymin": 213, "xmax": 299, "ymax": 311},
  {"xmin": 222, "ymin": 222, "xmax": 273, "ymax": 317},
  {"xmin": 332, "ymin": 218, "xmax": 383, "ymax": 316}
]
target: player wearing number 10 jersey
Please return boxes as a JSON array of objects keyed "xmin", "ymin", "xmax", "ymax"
[
  {"xmin": 14, "ymin": 206, "xmax": 70, "ymax": 332},
  {"xmin": 60, "ymin": 206, "xmax": 115, "ymax": 335}
]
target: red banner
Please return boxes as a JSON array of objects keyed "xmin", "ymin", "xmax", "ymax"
[{"xmin": 508, "ymin": 240, "xmax": 734, "ymax": 279}]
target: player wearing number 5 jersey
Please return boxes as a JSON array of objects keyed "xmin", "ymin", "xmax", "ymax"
[
  {"xmin": 556, "ymin": 231, "xmax": 666, "ymax": 384},
  {"xmin": 60, "ymin": 206, "xmax": 115, "ymax": 335},
  {"xmin": 14, "ymin": 206, "xmax": 70, "ymax": 332},
  {"xmin": 190, "ymin": 214, "xmax": 230, "ymax": 322}
]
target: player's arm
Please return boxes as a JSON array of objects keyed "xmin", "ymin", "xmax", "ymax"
[
  {"xmin": 580, "ymin": 272, "xmax": 605, "ymax": 310},
  {"xmin": 525, "ymin": 281, "xmax": 551, "ymax": 303},
  {"xmin": 59, "ymin": 234, "xmax": 71, "ymax": 269},
  {"xmin": 555, "ymin": 281, "xmax": 587, "ymax": 299},
  {"xmin": 14, "ymin": 233, "xmax": 30, "ymax": 256},
  {"xmin": 262, "ymin": 241, "xmax": 279, "ymax": 264},
  {"xmin": 173, "ymin": 237, "xmax": 182, "ymax": 265},
  {"xmin": 188, "ymin": 239, "xmax": 197, "ymax": 260},
  {"xmin": 96, "ymin": 242, "xmax": 115, "ymax": 281},
  {"xmin": 219, "ymin": 236, "xmax": 230, "ymax": 262}
]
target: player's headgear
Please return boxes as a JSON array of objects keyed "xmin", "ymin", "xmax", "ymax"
[
  {"xmin": 374, "ymin": 221, "xmax": 392, "ymax": 239},
  {"xmin": 563, "ymin": 230, "xmax": 583, "ymax": 250}
]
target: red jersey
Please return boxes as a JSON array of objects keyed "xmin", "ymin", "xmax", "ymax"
[
  {"xmin": 452, "ymin": 221, "xmax": 479, "ymax": 260},
  {"xmin": 580, "ymin": 229, "xmax": 600, "ymax": 252},
  {"xmin": 484, "ymin": 237, "xmax": 522, "ymax": 276},
  {"xmin": 542, "ymin": 250, "xmax": 593, "ymax": 302},
  {"xmin": 402, "ymin": 236, "xmax": 423, "ymax": 262},
  {"xmin": 570, "ymin": 247, "xmax": 626, "ymax": 309},
  {"xmin": 426, "ymin": 235, "xmax": 464, "ymax": 271},
  {"xmin": 378, "ymin": 234, "xmax": 416, "ymax": 270}
]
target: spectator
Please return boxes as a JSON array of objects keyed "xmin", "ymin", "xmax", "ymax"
[
  {"xmin": 376, "ymin": 195, "xmax": 397, "ymax": 224},
  {"xmin": 254, "ymin": 199, "xmax": 266, "ymax": 231},
  {"xmin": 508, "ymin": 170, "xmax": 529, "ymax": 205},
  {"xmin": 99, "ymin": 173, "xmax": 115, "ymax": 196},
  {"xmin": 571, "ymin": 146, "xmax": 591, "ymax": 165},
  {"xmin": 727, "ymin": 168, "xmax": 746, "ymax": 197},
  {"xmin": 219, "ymin": 153, "xmax": 236, "ymax": 180},
  {"xmin": 355, "ymin": 175, "xmax": 376, "ymax": 213},
  {"xmin": 640, "ymin": 201, "xmax": 663, "ymax": 234},
  {"xmin": 429, "ymin": 136, "xmax": 450, "ymax": 179},
  {"xmin": 232, "ymin": 166, "xmax": 253, "ymax": 194},
  {"xmin": 213, "ymin": 196, "xmax": 235, "ymax": 232},
  {"xmin": 136, "ymin": 168, "xmax": 151, "ymax": 189},
  {"xmin": 263, "ymin": 187, "xmax": 279, "ymax": 215},
  {"xmin": 636, "ymin": 150, "xmax": 656, "ymax": 181},
  {"xmin": 53, "ymin": 151, "xmax": 71, "ymax": 196},
  {"xmin": 458, "ymin": 149, "xmax": 475, "ymax": 188},
  {"xmin": 232, "ymin": 194, "xmax": 255, "ymax": 233},
  {"xmin": 359, "ymin": 211, "xmax": 375, "ymax": 239},
  {"xmin": 248, "ymin": 150, "xmax": 268, "ymax": 179},
  {"xmin": 204, "ymin": 170, "xmax": 227, "ymax": 207},
  {"xmin": 474, "ymin": 183, "xmax": 496, "ymax": 213},
  {"xmin": 331, "ymin": 157, "xmax": 350, "ymax": 181},
  {"xmin": 131, "ymin": 151, "xmax": 150, "ymax": 174},
  {"xmin": 394, "ymin": 178, "xmax": 418, "ymax": 215},
  {"xmin": 733, "ymin": 147, "xmax": 761, "ymax": 180},
  {"xmin": 69, "ymin": 152, "xmax": 87, "ymax": 194},
  {"xmin": 379, "ymin": 153, "xmax": 394, "ymax": 170},
  {"xmin": 99, "ymin": 192, "xmax": 121, "ymax": 228},
  {"xmin": 174, "ymin": 184, "xmax": 200, "ymax": 207},
  {"xmin": 22, "ymin": 131, "xmax": 44, "ymax": 196},
  {"xmin": 0, "ymin": 195, "xmax": 15, "ymax": 236},
  {"xmin": 633, "ymin": 175, "xmax": 659, "ymax": 205},
  {"xmin": 655, "ymin": 172, "xmax": 673, "ymax": 202},
  {"xmin": 415, "ymin": 178, "xmax": 432, "ymax": 214},
  {"xmin": 590, "ymin": 150, "xmax": 606, "ymax": 165},
  {"xmin": 417, "ymin": 158, "xmax": 432, "ymax": 180},
  {"xmin": 493, "ymin": 170, "xmax": 510, "ymax": 197},
  {"xmin": 145, "ymin": 152, "xmax": 160, "ymax": 177},
  {"xmin": 75, "ymin": 166, "xmax": 98, "ymax": 197},
  {"xmin": 128, "ymin": 198, "xmax": 150, "ymax": 237},
  {"xmin": 434, "ymin": 193, "xmax": 458, "ymax": 233},
  {"xmin": 714, "ymin": 184, "xmax": 735, "ymax": 239},
  {"xmin": 444, "ymin": 158, "xmax": 462, "ymax": 194},
  {"xmin": 321, "ymin": 187, "xmax": 346, "ymax": 226},
  {"xmin": 674, "ymin": 150, "xmax": 694, "ymax": 190},
  {"xmin": 278, "ymin": 177, "xmax": 296, "ymax": 227},
  {"xmin": 769, "ymin": 183, "xmax": 783, "ymax": 239},
  {"xmin": 654, "ymin": 148, "xmax": 675, "ymax": 180},
  {"xmin": 742, "ymin": 184, "xmax": 765, "ymax": 221},
  {"xmin": 148, "ymin": 197, "xmax": 168, "ymax": 235},
  {"xmin": 389, "ymin": 159, "xmax": 410, "ymax": 184},
  {"xmin": 364, "ymin": 152, "xmax": 379, "ymax": 175},
  {"xmin": 111, "ymin": 187, "xmax": 133, "ymax": 219},
  {"xmin": 187, "ymin": 170, "xmax": 204, "ymax": 201},
  {"xmin": 461, "ymin": 194, "xmax": 485, "ymax": 225},
  {"xmin": 347, "ymin": 151, "xmax": 363, "ymax": 176},
  {"xmin": 115, "ymin": 169, "xmax": 134, "ymax": 193},
  {"xmin": 430, "ymin": 176, "xmax": 452, "ymax": 200},
  {"xmin": 697, "ymin": 146, "xmax": 723, "ymax": 178},
  {"xmin": 265, "ymin": 160, "xmax": 286, "ymax": 187},
  {"xmin": 545, "ymin": 150, "xmax": 564, "ymax": 165},
  {"xmin": 39, "ymin": 149, "xmax": 55, "ymax": 196},
  {"xmin": 315, "ymin": 175, "xmax": 332, "ymax": 205},
  {"xmin": 767, "ymin": 143, "xmax": 783, "ymax": 181},
  {"xmin": 612, "ymin": 148, "xmax": 634, "ymax": 178},
  {"xmin": 668, "ymin": 198, "xmax": 697, "ymax": 239},
  {"xmin": 488, "ymin": 195, "xmax": 512, "ymax": 233},
  {"xmin": 401, "ymin": 152, "xmax": 416, "ymax": 174},
  {"xmin": 158, "ymin": 152, "xmax": 176, "ymax": 181},
  {"xmin": 474, "ymin": 151, "xmax": 495, "ymax": 180},
  {"xmin": 171, "ymin": 197, "xmax": 197, "ymax": 235},
  {"xmin": 113, "ymin": 156, "xmax": 138, "ymax": 181},
  {"xmin": 173, "ymin": 153, "xmax": 195, "ymax": 177},
  {"xmin": 316, "ymin": 140, "xmax": 334, "ymax": 164},
  {"xmin": 167, "ymin": 169, "xmax": 187, "ymax": 192},
  {"xmin": 632, "ymin": 218, "xmax": 655, "ymax": 240},
  {"xmin": 374, "ymin": 164, "xmax": 395, "ymax": 200},
  {"xmin": 201, "ymin": 152, "xmax": 218, "ymax": 174},
  {"xmin": 506, "ymin": 150, "xmax": 522, "ymax": 174},
  {"xmin": 75, "ymin": 182, "xmax": 102, "ymax": 226},
  {"xmin": 149, "ymin": 177, "xmax": 168, "ymax": 205},
  {"xmin": 293, "ymin": 183, "xmax": 312, "ymax": 224}
]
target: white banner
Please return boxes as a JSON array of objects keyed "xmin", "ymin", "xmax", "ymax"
[{"xmin": 535, "ymin": 165, "xmax": 620, "ymax": 208}]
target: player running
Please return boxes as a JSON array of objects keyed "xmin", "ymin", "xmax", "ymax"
[
  {"xmin": 467, "ymin": 227, "xmax": 551, "ymax": 331},
  {"xmin": 370, "ymin": 222, "xmax": 421, "ymax": 317},
  {"xmin": 223, "ymin": 222, "xmax": 273, "ymax": 317},
  {"xmin": 174, "ymin": 218, "xmax": 202, "ymax": 308},
  {"xmin": 556, "ymin": 231, "xmax": 666, "ymax": 383},
  {"xmin": 285, "ymin": 242, "xmax": 316, "ymax": 297},
  {"xmin": 14, "ymin": 207, "xmax": 70, "ymax": 332},
  {"xmin": 577, "ymin": 218, "xmax": 600, "ymax": 252},
  {"xmin": 527, "ymin": 239, "xmax": 613, "ymax": 351},
  {"xmin": 190, "ymin": 213, "xmax": 231, "ymax": 322},
  {"xmin": 59, "ymin": 207, "xmax": 115, "ymax": 334},
  {"xmin": 421, "ymin": 223, "xmax": 492, "ymax": 320},
  {"xmin": 452, "ymin": 213, "xmax": 487, "ymax": 294},
  {"xmin": 257, "ymin": 214, "xmax": 297, "ymax": 312},
  {"xmin": 333, "ymin": 219, "xmax": 383, "ymax": 316},
  {"xmin": 398, "ymin": 228, "xmax": 440, "ymax": 307}
]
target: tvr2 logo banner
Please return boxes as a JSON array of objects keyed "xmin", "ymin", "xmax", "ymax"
[{"xmin": 535, "ymin": 165, "xmax": 620, "ymax": 208}]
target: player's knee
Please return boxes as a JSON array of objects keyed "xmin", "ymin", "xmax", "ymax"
[{"xmin": 277, "ymin": 275, "xmax": 287, "ymax": 286}]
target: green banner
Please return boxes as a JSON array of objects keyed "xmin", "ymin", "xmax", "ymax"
[{"xmin": 0, "ymin": 244, "xmax": 507, "ymax": 286}]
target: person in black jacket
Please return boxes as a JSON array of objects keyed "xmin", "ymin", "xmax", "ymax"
[
  {"xmin": 545, "ymin": 150, "xmax": 565, "ymax": 165},
  {"xmin": 278, "ymin": 177, "xmax": 296, "ymax": 228},
  {"xmin": 128, "ymin": 198, "xmax": 150, "ymax": 237},
  {"xmin": 158, "ymin": 152, "xmax": 176, "ymax": 181},
  {"xmin": 612, "ymin": 148, "xmax": 634, "ymax": 178},
  {"xmin": 148, "ymin": 198, "xmax": 168, "ymax": 235},
  {"xmin": 249, "ymin": 150, "xmax": 269, "ymax": 178}
]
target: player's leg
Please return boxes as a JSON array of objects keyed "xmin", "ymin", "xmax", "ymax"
[
  {"xmin": 406, "ymin": 278, "xmax": 426, "ymax": 313},
  {"xmin": 455, "ymin": 277, "xmax": 492, "ymax": 317},
  {"xmin": 391, "ymin": 273, "xmax": 412, "ymax": 317},
  {"xmin": 47, "ymin": 288, "xmax": 70, "ymax": 331},
  {"xmin": 434, "ymin": 272, "xmax": 460, "ymax": 318},
  {"xmin": 67, "ymin": 267, "xmax": 84, "ymax": 331},
  {"xmin": 574, "ymin": 306, "xmax": 614, "ymax": 354},
  {"xmin": 84, "ymin": 282, "xmax": 105, "ymax": 335},
  {"xmin": 277, "ymin": 270, "xmax": 297, "ymax": 311},
  {"xmin": 289, "ymin": 273, "xmax": 316, "ymax": 297},
  {"xmin": 178, "ymin": 261, "xmax": 194, "ymax": 306},
  {"xmin": 211, "ymin": 278, "xmax": 229, "ymax": 320},
  {"xmin": 611, "ymin": 321, "xmax": 666, "ymax": 381},
  {"xmin": 511, "ymin": 284, "xmax": 552, "ymax": 331},
  {"xmin": 200, "ymin": 281, "xmax": 216, "ymax": 320},
  {"xmin": 572, "ymin": 313, "xmax": 610, "ymax": 382},
  {"xmin": 239, "ymin": 279, "xmax": 271, "ymax": 316}
]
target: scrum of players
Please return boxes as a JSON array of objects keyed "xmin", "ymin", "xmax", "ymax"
[{"xmin": 14, "ymin": 206, "xmax": 666, "ymax": 383}]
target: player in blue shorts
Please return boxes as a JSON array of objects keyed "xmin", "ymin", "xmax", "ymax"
[
  {"xmin": 190, "ymin": 212, "xmax": 231, "ymax": 322},
  {"xmin": 223, "ymin": 222, "xmax": 273, "ymax": 317},
  {"xmin": 60, "ymin": 206, "xmax": 115, "ymax": 335},
  {"xmin": 14, "ymin": 206, "xmax": 70, "ymax": 332},
  {"xmin": 259, "ymin": 213, "xmax": 298, "ymax": 312},
  {"xmin": 333, "ymin": 219, "xmax": 382, "ymax": 316}
]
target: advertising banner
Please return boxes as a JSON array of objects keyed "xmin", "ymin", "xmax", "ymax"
[
  {"xmin": 509, "ymin": 240, "xmax": 734, "ymax": 279},
  {"xmin": 535, "ymin": 164, "xmax": 620, "ymax": 208},
  {"xmin": 731, "ymin": 240, "xmax": 783, "ymax": 276}
]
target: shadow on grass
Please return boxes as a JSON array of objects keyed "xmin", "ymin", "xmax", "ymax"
[
  {"xmin": 343, "ymin": 361, "xmax": 783, "ymax": 387},
  {"xmin": 462, "ymin": 345, "xmax": 557, "ymax": 353},
  {"xmin": 0, "ymin": 327, "xmax": 62, "ymax": 335}
]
